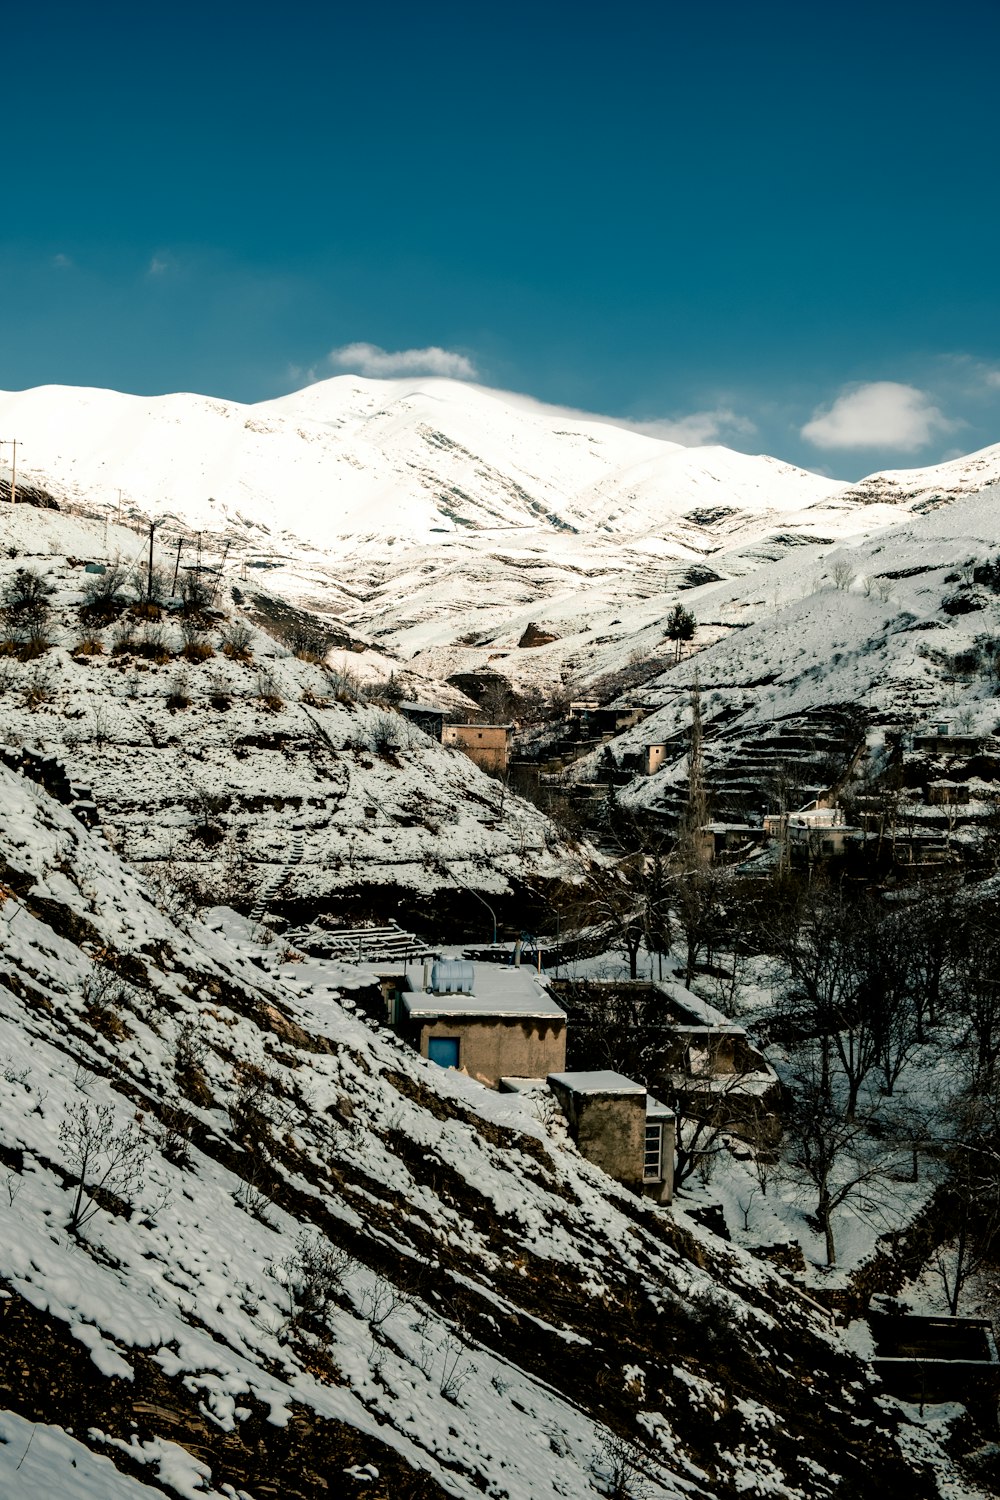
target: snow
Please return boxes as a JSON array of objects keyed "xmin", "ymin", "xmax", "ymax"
[
  {"xmin": 548, "ymin": 1071, "xmax": 646, "ymax": 1095},
  {"xmin": 403, "ymin": 966, "xmax": 565, "ymax": 1019}
]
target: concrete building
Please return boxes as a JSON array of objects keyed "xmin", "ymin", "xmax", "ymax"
[
  {"xmin": 400, "ymin": 962, "xmax": 566, "ymax": 1087},
  {"xmin": 643, "ymin": 743, "xmax": 668, "ymax": 776},
  {"xmin": 442, "ymin": 723, "xmax": 513, "ymax": 775},
  {"xmin": 765, "ymin": 806, "xmax": 859, "ymax": 862},
  {"xmin": 546, "ymin": 1071, "xmax": 674, "ymax": 1205}
]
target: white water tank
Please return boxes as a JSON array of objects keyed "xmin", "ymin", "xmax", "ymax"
[{"xmin": 430, "ymin": 960, "xmax": 474, "ymax": 995}]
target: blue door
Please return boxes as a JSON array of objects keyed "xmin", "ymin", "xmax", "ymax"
[{"xmin": 428, "ymin": 1037, "xmax": 460, "ymax": 1069}]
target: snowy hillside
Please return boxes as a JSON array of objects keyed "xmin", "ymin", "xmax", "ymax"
[
  {"xmin": 0, "ymin": 755, "xmax": 967, "ymax": 1498},
  {"xmin": 576, "ymin": 482, "xmax": 1000, "ymax": 818},
  {"xmin": 0, "ymin": 506, "xmax": 578, "ymax": 924}
]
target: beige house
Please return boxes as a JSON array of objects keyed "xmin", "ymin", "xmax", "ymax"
[
  {"xmin": 442, "ymin": 723, "xmax": 513, "ymax": 775},
  {"xmin": 400, "ymin": 963, "xmax": 566, "ymax": 1087},
  {"xmin": 546, "ymin": 1071, "xmax": 674, "ymax": 1205},
  {"xmin": 644, "ymin": 743, "xmax": 668, "ymax": 776}
]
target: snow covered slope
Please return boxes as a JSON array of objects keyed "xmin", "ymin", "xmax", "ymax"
[
  {"xmin": 576, "ymin": 481, "xmax": 1000, "ymax": 819},
  {"xmin": 0, "ymin": 506, "xmax": 578, "ymax": 922},
  {"xmin": 0, "ymin": 757, "xmax": 967, "ymax": 1498}
]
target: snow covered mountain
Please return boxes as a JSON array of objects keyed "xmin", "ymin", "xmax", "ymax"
[{"xmin": 0, "ymin": 376, "xmax": 844, "ymax": 547}]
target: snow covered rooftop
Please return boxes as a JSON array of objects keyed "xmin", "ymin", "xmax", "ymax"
[
  {"xmin": 402, "ymin": 965, "xmax": 565, "ymax": 1021},
  {"xmin": 547, "ymin": 1071, "xmax": 646, "ymax": 1096}
]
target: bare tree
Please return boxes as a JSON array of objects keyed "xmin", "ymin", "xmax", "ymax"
[{"xmin": 783, "ymin": 1047, "xmax": 891, "ymax": 1266}]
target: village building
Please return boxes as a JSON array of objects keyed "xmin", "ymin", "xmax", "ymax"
[
  {"xmin": 398, "ymin": 959, "xmax": 566, "ymax": 1087},
  {"xmin": 643, "ymin": 742, "xmax": 668, "ymax": 776},
  {"xmin": 398, "ymin": 701, "xmax": 446, "ymax": 740},
  {"xmin": 442, "ymin": 722, "xmax": 513, "ymax": 774},
  {"xmin": 869, "ymin": 1309, "xmax": 1000, "ymax": 1406},
  {"xmin": 545, "ymin": 1071, "xmax": 674, "ymax": 1204},
  {"xmin": 765, "ymin": 805, "xmax": 860, "ymax": 862},
  {"xmin": 911, "ymin": 719, "xmax": 988, "ymax": 757},
  {"xmin": 697, "ymin": 821, "xmax": 769, "ymax": 863}
]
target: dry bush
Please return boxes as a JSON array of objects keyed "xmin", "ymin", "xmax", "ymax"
[
  {"xmin": 221, "ymin": 620, "xmax": 254, "ymax": 661},
  {"xmin": 166, "ymin": 668, "xmax": 192, "ymax": 710},
  {"xmin": 80, "ymin": 560, "xmax": 132, "ymax": 623},
  {"xmin": 21, "ymin": 665, "xmax": 56, "ymax": 709},
  {"xmin": 135, "ymin": 623, "xmax": 172, "ymax": 664},
  {"xmin": 255, "ymin": 667, "xmax": 284, "ymax": 711},
  {"xmin": 72, "ymin": 634, "xmax": 105, "ymax": 657},
  {"xmin": 3, "ymin": 567, "xmax": 54, "ymax": 618}
]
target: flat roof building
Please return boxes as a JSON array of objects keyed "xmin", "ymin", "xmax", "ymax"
[{"xmin": 400, "ymin": 963, "xmax": 566, "ymax": 1088}]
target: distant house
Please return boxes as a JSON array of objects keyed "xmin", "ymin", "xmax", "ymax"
[
  {"xmin": 697, "ymin": 822, "xmax": 768, "ymax": 863},
  {"xmin": 912, "ymin": 720, "xmax": 986, "ymax": 757},
  {"xmin": 545, "ymin": 1071, "xmax": 674, "ymax": 1205},
  {"xmin": 442, "ymin": 722, "xmax": 513, "ymax": 775},
  {"xmin": 869, "ymin": 1312, "xmax": 1000, "ymax": 1405},
  {"xmin": 766, "ymin": 806, "xmax": 860, "ymax": 862},
  {"xmin": 568, "ymin": 704, "xmax": 647, "ymax": 738},
  {"xmin": 398, "ymin": 701, "xmax": 445, "ymax": 741},
  {"xmin": 399, "ymin": 960, "xmax": 566, "ymax": 1087},
  {"xmin": 643, "ymin": 743, "xmax": 668, "ymax": 776}
]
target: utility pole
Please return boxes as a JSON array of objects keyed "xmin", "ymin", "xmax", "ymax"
[
  {"xmin": 146, "ymin": 522, "xmax": 156, "ymax": 603},
  {"xmin": 171, "ymin": 537, "xmax": 184, "ymax": 596},
  {"xmin": 0, "ymin": 439, "xmax": 20, "ymax": 503}
]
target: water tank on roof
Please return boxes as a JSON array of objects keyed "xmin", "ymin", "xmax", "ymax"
[{"xmin": 430, "ymin": 960, "xmax": 474, "ymax": 995}]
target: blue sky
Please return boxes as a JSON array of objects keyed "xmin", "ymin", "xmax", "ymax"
[{"xmin": 3, "ymin": 0, "xmax": 999, "ymax": 477}]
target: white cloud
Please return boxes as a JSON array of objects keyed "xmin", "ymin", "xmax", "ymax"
[
  {"xmin": 328, "ymin": 341, "xmax": 478, "ymax": 379},
  {"xmin": 628, "ymin": 408, "xmax": 757, "ymax": 445},
  {"xmin": 147, "ymin": 254, "xmax": 171, "ymax": 277},
  {"xmin": 51, "ymin": 253, "xmax": 73, "ymax": 270},
  {"xmin": 985, "ymin": 368, "xmax": 1000, "ymax": 389},
  {"xmin": 801, "ymin": 381, "xmax": 957, "ymax": 451}
]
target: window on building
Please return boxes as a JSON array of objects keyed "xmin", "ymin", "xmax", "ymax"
[{"xmin": 643, "ymin": 1122, "xmax": 663, "ymax": 1182}]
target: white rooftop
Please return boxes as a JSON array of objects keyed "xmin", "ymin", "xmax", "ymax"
[
  {"xmin": 547, "ymin": 1070, "xmax": 645, "ymax": 1096},
  {"xmin": 403, "ymin": 965, "xmax": 565, "ymax": 1021},
  {"xmin": 646, "ymin": 1093, "xmax": 674, "ymax": 1120}
]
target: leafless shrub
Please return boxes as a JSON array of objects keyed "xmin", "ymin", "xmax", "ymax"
[
  {"xmin": 166, "ymin": 667, "xmax": 192, "ymax": 710},
  {"xmin": 326, "ymin": 665, "xmax": 363, "ymax": 705},
  {"xmin": 88, "ymin": 703, "xmax": 114, "ymax": 745},
  {"xmin": 136, "ymin": 623, "xmax": 172, "ymax": 663},
  {"xmin": 73, "ymin": 633, "xmax": 105, "ymax": 656},
  {"xmin": 111, "ymin": 621, "xmax": 137, "ymax": 656},
  {"xmin": 221, "ymin": 620, "xmax": 254, "ymax": 661},
  {"xmin": 370, "ymin": 710, "xmax": 399, "ymax": 755},
  {"xmin": 267, "ymin": 1231, "xmax": 351, "ymax": 1344},
  {"xmin": 830, "ymin": 558, "xmax": 855, "ymax": 590},
  {"xmin": 3, "ymin": 567, "xmax": 55, "ymax": 618},
  {"xmin": 437, "ymin": 1333, "xmax": 476, "ymax": 1403},
  {"xmin": 81, "ymin": 559, "xmax": 132, "ymax": 622},
  {"xmin": 59, "ymin": 1099, "xmax": 147, "ymax": 1234},
  {"xmin": 21, "ymin": 665, "xmax": 56, "ymax": 709},
  {"xmin": 174, "ymin": 1025, "xmax": 214, "ymax": 1107},
  {"xmin": 255, "ymin": 667, "xmax": 284, "ymax": 711},
  {"xmin": 590, "ymin": 1431, "xmax": 653, "ymax": 1500}
]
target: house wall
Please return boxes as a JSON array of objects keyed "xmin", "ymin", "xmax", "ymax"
[
  {"xmin": 415, "ymin": 1015, "xmax": 566, "ymax": 1088},
  {"xmin": 442, "ymin": 724, "xmax": 511, "ymax": 774},
  {"xmin": 548, "ymin": 1082, "xmax": 647, "ymax": 1193},
  {"xmin": 644, "ymin": 744, "xmax": 667, "ymax": 776}
]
